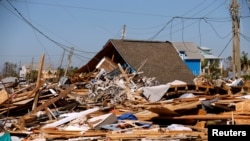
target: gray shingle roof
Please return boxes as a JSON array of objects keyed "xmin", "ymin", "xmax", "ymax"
[{"xmin": 172, "ymin": 42, "xmax": 202, "ymax": 60}]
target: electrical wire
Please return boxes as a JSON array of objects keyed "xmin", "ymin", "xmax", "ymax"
[
  {"xmin": 148, "ymin": 18, "xmax": 174, "ymax": 40},
  {"xmin": 218, "ymin": 37, "xmax": 233, "ymax": 57},
  {"xmin": 6, "ymin": 0, "xmax": 98, "ymax": 68},
  {"xmin": 240, "ymin": 32, "xmax": 250, "ymax": 42},
  {"xmin": 181, "ymin": 18, "xmax": 199, "ymax": 53},
  {"xmin": 14, "ymin": 0, "xmax": 173, "ymax": 18},
  {"xmin": 198, "ymin": 19, "xmax": 202, "ymax": 47},
  {"xmin": 7, "ymin": 0, "xmax": 72, "ymax": 52},
  {"xmin": 24, "ymin": 0, "xmax": 52, "ymax": 64},
  {"xmin": 203, "ymin": 19, "xmax": 232, "ymax": 39}
]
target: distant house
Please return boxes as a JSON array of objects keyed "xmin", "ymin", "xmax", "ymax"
[
  {"xmin": 78, "ymin": 39, "xmax": 195, "ymax": 84},
  {"xmin": 19, "ymin": 63, "xmax": 56, "ymax": 80},
  {"xmin": 172, "ymin": 42, "xmax": 203, "ymax": 76},
  {"xmin": 19, "ymin": 65, "xmax": 28, "ymax": 78},
  {"xmin": 198, "ymin": 46, "xmax": 223, "ymax": 74}
]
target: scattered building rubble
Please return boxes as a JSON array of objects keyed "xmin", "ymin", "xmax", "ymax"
[{"xmin": 0, "ymin": 54, "xmax": 250, "ymax": 141}]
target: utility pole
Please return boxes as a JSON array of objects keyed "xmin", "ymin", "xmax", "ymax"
[
  {"xmin": 59, "ymin": 49, "xmax": 65, "ymax": 69},
  {"xmin": 230, "ymin": 0, "xmax": 241, "ymax": 80},
  {"xmin": 121, "ymin": 24, "xmax": 126, "ymax": 39},
  {"xmin": 64, "ymin": 47, "xmax": 74, "ymax": 77}
]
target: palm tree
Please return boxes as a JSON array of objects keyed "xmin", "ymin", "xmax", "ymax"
[
  {"xmin": 201, "ymin": 59, "xmax": 208, "ymax": 72},
  {"xmin": 241, "ymin": 51, "xmax": 249, "ymax": 75},
  {"xmin": 209, "ymin": 60, "xmax": 220, "ymax": 79}
]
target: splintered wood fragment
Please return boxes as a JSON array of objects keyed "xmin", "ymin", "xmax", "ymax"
[
  {"xmin": 147, "ymin": 106, "xmax": 179, "ymax": 116},
  {"xmin": 117, "ymin": 63, "xmax": 130, "ymax": 84},
  {"xmin": 27, "ymin": 53, "xmax": 45, "ymax": 98},
  {"xmin": 13, "ymin": 83, "xmax": 36, "ymax": 94},
  {"xmin": 17, "ymin": 84, "xmax": 75, "ymax": 129},
  {"xmin": 194, "ymin": 121, "xmax": 206, "ymax": 129},
  {"xmin": 27, "ymin": 81, "xmax": 44, "ymax": 98},
  {"xmin": 0, "ymin": 89, "xmax": 8, "ymax": 104},
  {"xmin": 29, "ymin": 84, "xmax": 75, "ymax": 115},
  {"xmin": 34, "ymin": 130, "xmax": 107, "ymax": 139},
  {"xmin": 45, "ymin": 107, "xmax": 53, "ymax": 120},
  {"xmin": 234, "ymin": 119, "xmax": 250, "ymax": 125},
  {"xmin": 235, "ymin": 99, "xmax": 250, "ymax": 111},
  {"xmin": 32, "ymin": 91, "xmax": 40, "ymax": 110},
  {"xmin": 222, "ymin": 111, "xmax": 250, "ymax": 115}
]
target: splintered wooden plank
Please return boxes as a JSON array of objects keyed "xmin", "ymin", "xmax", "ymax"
[
  {"xmin": 27, "ymin": 54, "xmax": 45, "ymax": 98},
  {"xmin": 169, "ymin": 101, "xmax": 201, "ymax": 111},
  {"xmin": 0, "ymin": 89, "xmax": 8, "ymax": 104},
  {"xmin": 222, "ymin": 111, "xmax": 250, "ymax": 115},
  {"xmin": 148, "ymin": 101, "xmax": 201, "ymax": 116},
  {"xmin": 117, "ymin": 63, "xmax": 130, "ymax": 84},
  {"xmin": 13, "ymin": 83, "xmax": 36, "ymax": 94},
  {"xmin": 235, "ymin": 119, "xmax": 250, "ymax": 125},
  {"xmin": 16, "ymin": 84, "xmax": 75, "ymax": 130},
  {"xmin": 147, "ymin": 106, "xmax": 179, "ymax": 116},
  {"xmin": 12, "ymin": 98, "xmax": 34, "ymax": 105},
  {"xmin": 28, "ymin": 84, "xmax": 75, "ymax": 115},
  {"xmin": 33, "ymin": 129, "xmax": 107, "ymax": 139},
  {"xmin": 235, "ymin": 100, "xmax": 250, "ymax": 111},
  {"xmin": 134, "ymin": 110, "xmax": 159, "ymax": 121}
]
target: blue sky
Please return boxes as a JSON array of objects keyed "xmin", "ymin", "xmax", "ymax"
[{"xmin": 0, "ymin": 0, "xmax": 250, "ymax": 70}]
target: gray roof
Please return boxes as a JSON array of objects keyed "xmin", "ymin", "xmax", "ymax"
[
  {"xmin": 172, "ymin": 42, "xmax": 202, "ymax": 59},
  {"xmin": 78, "ymin": 39, "xmax": 195, "ymax": 84},
  {"xmin": 198, "ymin": 46, "xmax": 221, "ymax": 59}
]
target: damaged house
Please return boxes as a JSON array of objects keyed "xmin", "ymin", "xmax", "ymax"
[{"xmin": 78, "ymin": 39, "xmax": 195, "ymax": 84}]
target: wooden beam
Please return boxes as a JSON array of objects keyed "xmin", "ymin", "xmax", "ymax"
[
  {"xmin": 17, "ymin": 84, "xmax": 75, "ymax": 129},
  {"xmin": 27, "ymin": 54, "xmax": 45, "ymax": 97},
  {"xmin": 117, "ymin": 63, "xmax": 130, "ymax": 84}
]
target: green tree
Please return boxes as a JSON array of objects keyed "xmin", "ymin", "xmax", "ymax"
[
  {"xmin": 225, "ymin": 56, "xmax": 232, "ymax": 70},
  {"xmin": 67, "ymin": 66, "xmax": 78, "ymax": 77},
  {"xmin": 201, "ymin": 59, "xmax": 208, "ymax": 71},
  {"xmin": 241, "ymin": 51, "xmax": 249, "ymax": 75},
  {"xmin": 1, "ymin": 62, "xmax": 18, "ymax": 77},
  {"xmin": 209, "ymin": 60, "xmax": 220, "ymax": 79},
  {"xmin": 26, "ymin": 70, "xmax": 38, "ymax": 83}
]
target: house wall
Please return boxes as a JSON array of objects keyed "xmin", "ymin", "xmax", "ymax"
[
  {"xmin": 184, "ymin": 59, "xmax": 201, "ymax": 76},
  {"xmin": 19, "ymin": 65, "xmax": 27, "ymax": 78},
  {"xmin": 19, "ymin": 65, "xmax": 57, "ymax": 80}
]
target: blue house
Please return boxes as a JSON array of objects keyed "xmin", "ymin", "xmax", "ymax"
[{"xmin": 172, "ymin": 42, "xmax": 202, "ymax": 76}]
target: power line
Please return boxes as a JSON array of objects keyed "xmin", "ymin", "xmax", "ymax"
[
  {"xmin": 7, "ymin": 0, "xmax": 72, "ymax": 52},
  {"xmin": 218, "ymin": 37, "xmax": 233, "ymax": 57},
  {"xmin": 14, "ymin": 0, "xmax": 174, "ymax": 18},
  {"xmin": 180, "ymin": 18, "xmax": 199, "ymax": 53},
  {"xmin": 203, "ymin": 19, "xmax": 232, "ymax": 39},
  {"xmin": 6, "ymin": 0, "xmax": 98, "ymax": 67},
  {"xmin": 240, "ymin": 32, "xmax": 250, "ymax": 42},
  {"xmin": 148, "ymin": 18, "xmax": 174, "ymax": 40}
]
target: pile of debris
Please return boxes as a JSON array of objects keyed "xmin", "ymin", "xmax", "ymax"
[{"xmin": 0, "ymin": 56, "xmax": 250, "ymax": 141}]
